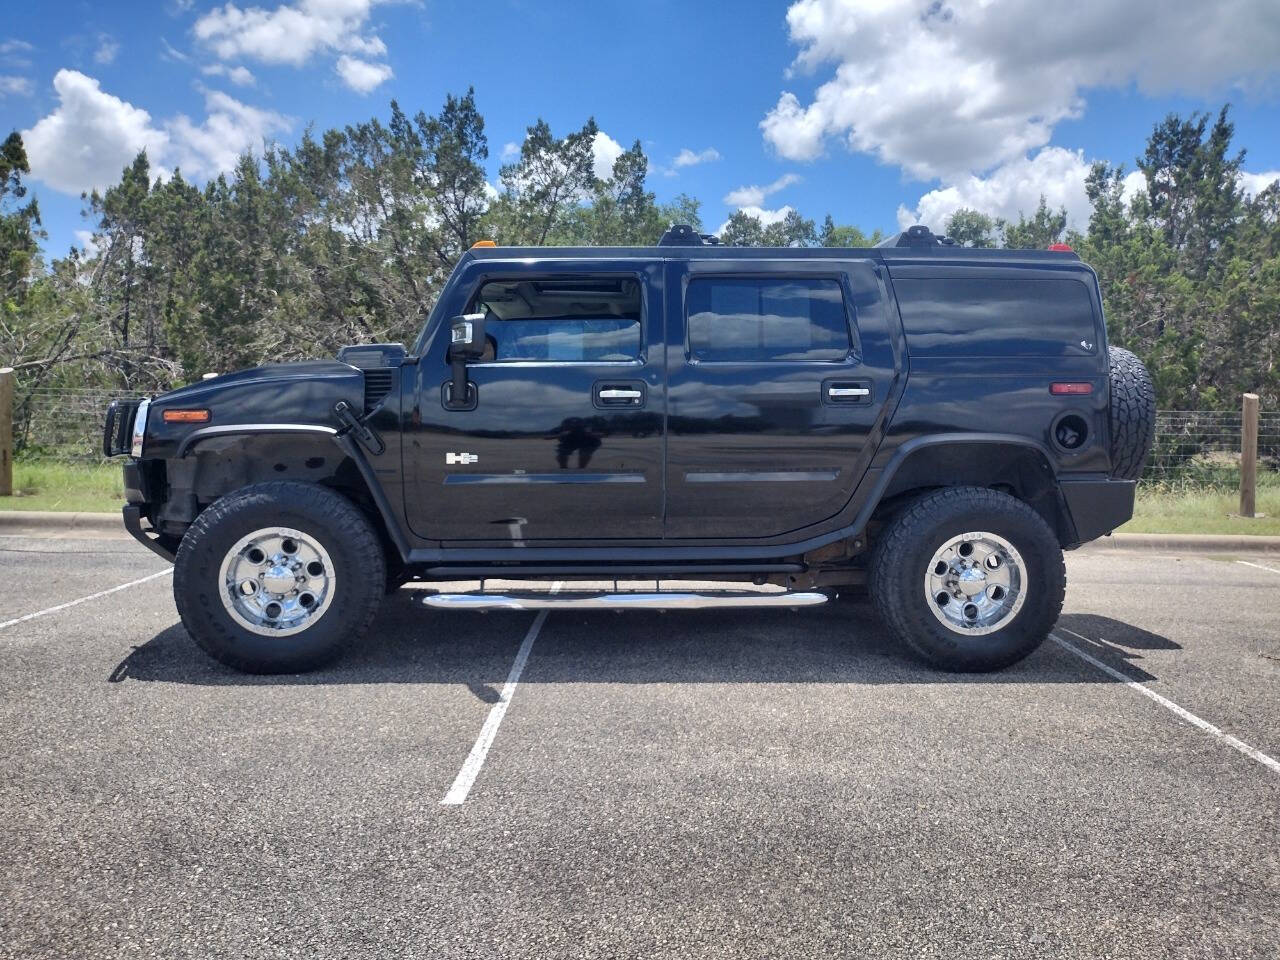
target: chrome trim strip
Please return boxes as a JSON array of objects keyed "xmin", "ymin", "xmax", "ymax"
[
  {"xmin": 685, "ymin": 470, "xmax": 840, "ymax": 483},
  {"xmin": 422, "ymin": 591, "xmax": 829, "ymax": 611},
  {"xmin": 130, "ymin": 398, "xmax": 150, "ymax": 458},
  {"xmin": 443, "ymin": 473, "xmax": 645, "ymax": 485},
  {"xmin": 176, "ymin": 423, "xmax": 338, "ymax": 457}
]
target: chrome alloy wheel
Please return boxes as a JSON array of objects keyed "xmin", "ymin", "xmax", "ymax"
[
  {"xmin": 924, "ymin": 531, "xmax": 1027, "ymax": 636},
  {"xmin": 218, "ymin": 527, "xmax": 336, "ymax": 637}
]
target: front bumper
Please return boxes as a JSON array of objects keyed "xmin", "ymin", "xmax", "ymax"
[
  {"xmin": 1059, "ymin": 478, "xmax": 1137, "ymax": 546},
  {"xmin": 122, "ymin": 504, "xmax": 177, "ymax": 563}
]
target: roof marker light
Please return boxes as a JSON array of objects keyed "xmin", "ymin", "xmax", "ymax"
[
  {"xmin": 1047, "ymin": 243, "xmax": 1073, "ymax": 252},
  {"xmin": 471, "ymin": 240, "xmax": 497, "ymax": 248}
]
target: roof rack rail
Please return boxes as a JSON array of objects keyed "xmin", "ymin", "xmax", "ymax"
[
  {"xmin": 658, "ymin": 223, "xmax": 723, "ymax": 247},
  {"xmin": 876, "ymin": 224, "xmax": 956, "ymax": 248}
]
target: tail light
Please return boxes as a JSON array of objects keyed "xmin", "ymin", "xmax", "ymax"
[{"xmin": 1050, "ymin": 382, "xmax": 1093, "ymax": 396}]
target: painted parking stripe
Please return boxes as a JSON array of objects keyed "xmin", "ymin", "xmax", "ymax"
[
  {"xmin": 0, "ymin": 568, "xmax": 173, "ymax": 634},
  {"xmin": 441, "ymin": 582, "xmax": 562, "ymax": 805},
  {"xmin": 1051, "ymin": 629, "xmax": 1280, "ymax": 777},
  {"xmin": 1236, "ymin": 560, "xmax": 1280, "ymax": 575}
]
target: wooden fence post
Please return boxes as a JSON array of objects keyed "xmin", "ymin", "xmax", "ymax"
[
  {"xmin": 0, "ymin": 367, "xmax": 13, "ymax": 497},
  {"xmin": 1240, "ymin": 392, "xmax": 1259, "ymax": 519}
]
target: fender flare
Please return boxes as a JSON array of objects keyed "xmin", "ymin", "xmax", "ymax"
[{"xmin": 176, "ymin": 423, "xmax": 337, "ymax": 458}]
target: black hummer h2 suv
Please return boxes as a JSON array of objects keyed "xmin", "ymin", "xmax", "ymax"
[{"xmin": 104, "ymin": 224, "xmax": 1155, "ymax": 675}]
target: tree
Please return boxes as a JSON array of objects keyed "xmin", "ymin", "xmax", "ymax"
[
  {"xmin": 0, "ymin": 132, "xmax": 43, "ymax": 311},
  {"xmin": 819, "ymin": 214, "xmax": 882, "ymax": 247},
  {"xmin": 490, "ymin": 118, "xmax": 599, "ymax": 245},
  {"xmin": 997, "ymin": 197, "xmax": 1067, "ymax": 249},
  {"xmin": 943, "ymin": 209, "xmax": 996, "ymax": 248}
]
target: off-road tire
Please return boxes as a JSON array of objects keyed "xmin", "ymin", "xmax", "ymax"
[
  {"xmin": 1108, "ymin": 346, "xmax": 1156, "ymax": 481},
  {"xmin": 173, "ymin": 481, "xmax": 385, "ymax": 674},
  {"xmin": 870, "ymin": 486, "xmax": 1066, "ymax": 672}
]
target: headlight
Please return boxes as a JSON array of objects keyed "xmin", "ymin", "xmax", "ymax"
[{"xmin": 130, "ymin": 398, "xmax": 150, "ymax": 458}]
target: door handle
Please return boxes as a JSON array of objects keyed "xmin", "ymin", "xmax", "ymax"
[
  {"xmin": 824, "ymin": 379, "xmax": 873, "ymax": 404},
  {"xmin": 594, "ymin": 381, "xmax": 646, "ymax": 408}
]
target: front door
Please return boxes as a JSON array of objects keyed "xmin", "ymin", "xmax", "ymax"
[
  {"xmin": 405, "ymin": 260, "xmax": 665, "ymax": 543},
  {"xmin": 664, "ymin": 258, "xmax": 897, "ymax": 540}
]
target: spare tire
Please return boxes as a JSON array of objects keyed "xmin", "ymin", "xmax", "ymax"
[{"xmin": 1107, "ymin": 346, "xmax": 1156, "ymax": 480}]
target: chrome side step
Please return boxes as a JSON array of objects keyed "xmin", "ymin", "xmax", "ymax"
[{"xmin": 422, "ymin": 591, "xmax": 829, "ymax": 611}]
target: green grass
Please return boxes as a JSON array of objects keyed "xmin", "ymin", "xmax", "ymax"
[
  {"xmin": 4, "ymin": 458, "xmax": 1279, "ymax": 537},
  {"xmin": 1120, "ymin": 473, "xmax": 1280, "ymax": 535},
  {"xmin": 2, "ymin": 460, "xmax": 125, "ymax": 513}
]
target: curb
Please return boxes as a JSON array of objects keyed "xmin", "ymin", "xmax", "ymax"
[
  {"xmin": 3, "ymin": 511, "xmax": 1279, "ymax": 553},
  {"xmin": 0, "ymin": 510, "xmax": 123, "ymax": 534},
  {"xmin": 1081, "ymin": 532, "xmax": 1280, "ymax": 553}
]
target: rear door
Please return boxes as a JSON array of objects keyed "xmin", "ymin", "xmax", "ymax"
[
  {"xmin": 663, "ymin": 258, "xmax": 897, "ymax": 539},
  {"xmin": 404, "ymin": 259, "xmax": 665, "ymax": 543}
]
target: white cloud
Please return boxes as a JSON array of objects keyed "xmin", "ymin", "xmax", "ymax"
[
  {"xmin": 167, "ymin": 89, "xmax": 291, "ymax": 177},
  {"xmin": 22, "ymin": 70, "xmax": 290, "ymax": 195},
  {"xmin": 592, "ymin": 131, "xmax": 624, "ymax": 180},
  {"xmin": 195, "ymin": 0, "xmax": 387, "ymax": 66},
  {"xmin": 500, "ymin": 141, "xmax": 519, "ymax": 161},
  {"xmin": 202, "ymin": 63, "xmax": 256, "ymax": 86},
  {"xmin": 764, "ymin": 0, "xmax": 1280, "ymax": 180},
  {"xmin": 74, "ymin": 229, "xmax": 102, "ymax": 258},
  {"xmin": 1240, "ymin": 170, "xmax": 1280, "ymax": 197},
  {"xmin": 898, "ymin": 147, "xmax": 1093, "ymax": 231},
  {"xmin": 94, "ymin": 35, "xmax": 120, "ymax": 65},
  {"xmin": 195, "ymin": 0, "xmax": 394, "ymax": 90},
  {"xmin": 898, "ymin": 148, "xmax": 1280, "ymax": 233},
  {"xmin": 717, "ymin": 204, "xmax": 795, "ymax": 235},
  {"xmin": 334, "ymin": 54, "xmax": 391, "ymax": 93},
  {"xmin": 161, "ymin": 38, "xmax": 191, "ymax": 63},
  {"xmin": 723, "ymin": 172, "xmax": 800, "ymax": 208},
  {"xmin": 0, "ymin": 75, "xmax": 32, "ymax": 96},
  {"xmin": 672, "ymin": 147, "xmax": 720, "ymax": 168}
]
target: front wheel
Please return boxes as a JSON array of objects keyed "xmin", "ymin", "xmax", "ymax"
[
  {"xmin": 869, "ymin": 487, "xmax": 1065, "ymax": 672},
  {"xmin": 173, "ymin": 481, "xmax": 386, "ymax": 674}
]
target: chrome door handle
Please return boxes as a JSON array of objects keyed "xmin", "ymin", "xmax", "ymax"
[
  {"xmin": 598, "ymin": 389, "xmax": 643, "ymax": 400},
  {"xmin": 828, "ymin": 386, "xmax": 870, "ymax": 398}
]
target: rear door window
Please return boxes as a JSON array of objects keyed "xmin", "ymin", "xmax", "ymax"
[
  {"xmin": 893, "ymin": 277, "xmax": 1098, "ymax": 357},
  {"xmin": 686, "ymin": 276, "xmax": 851, "ymax": 362}
]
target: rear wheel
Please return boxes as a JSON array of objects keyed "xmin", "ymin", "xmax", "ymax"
[
  {"xmin": 870, "ymin": 487, "xmax": 1065, "ymax": 671},
  {"xmin": 173, "ymin": 481, "xmax": 385, "ymax": 674}
]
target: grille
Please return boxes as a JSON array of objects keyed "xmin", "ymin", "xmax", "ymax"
[
  {"xmin": 363, "ymin": 369, "xmax": 394, "ymax": 412},
  {"xmin": 103, "ymin": 398, "xmax": 140, "ymax": 456}
]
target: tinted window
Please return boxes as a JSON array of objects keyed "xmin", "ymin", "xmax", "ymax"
[
  {"xmin": 687, "ymin": 277, "xmax": 851, "ymax": 362},
  {"xmin": 469, "ymin": 277, "xmax": 641, "ymax": 362},
  {"xmin": 895, "ymin": 278, "xmax": 1098, "ymax": 358}
]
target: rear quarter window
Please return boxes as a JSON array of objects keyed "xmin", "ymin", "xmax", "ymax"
[{"xmin": 894, "ymin": 277, "xmax": 1098, "ymax": 358}]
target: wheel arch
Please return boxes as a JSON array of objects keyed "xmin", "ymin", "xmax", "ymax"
[
  {"xmin": 155, "ymin": 430, "xmax": 409, "ymax": 561},
  {"xmin": 872, "ymin": 434, "xmax": 1074, "ymax": 546}
]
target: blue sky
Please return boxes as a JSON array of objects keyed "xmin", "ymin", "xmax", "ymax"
[{"xmin": 4, "ymin": 0, "xmax": 1280, "ymax": 257}]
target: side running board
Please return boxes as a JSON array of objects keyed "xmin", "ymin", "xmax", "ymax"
[{"xmin": 422, "ymin": 591, "xmax": 829, "ymax": 611}]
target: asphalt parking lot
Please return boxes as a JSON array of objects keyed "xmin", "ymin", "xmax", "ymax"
[{"xmin": 1, "ymin": 534, "xmax": 1278, "ymax": 959}]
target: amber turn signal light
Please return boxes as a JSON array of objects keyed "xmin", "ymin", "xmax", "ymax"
[
  {"xmin": 162, "ymin": 409, "xmax": 211, "ymax": 423},
  {"xmin": 1050, "ymin": 382, "xmax": 1093, "ymax": 396}
]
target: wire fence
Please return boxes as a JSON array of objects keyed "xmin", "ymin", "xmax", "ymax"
[{"xmin": 8, "ymin": 385, "xmax": 1280, "ymax": 487}]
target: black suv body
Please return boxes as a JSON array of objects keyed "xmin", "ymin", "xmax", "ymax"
[{"xmin": 105, "ymin": 226, "xmax": 1155, "ymax": 674}]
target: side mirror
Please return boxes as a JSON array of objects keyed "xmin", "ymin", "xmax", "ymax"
[
  {"xmin": 446, "ymin": 313, "xmax": 485, "ymax": 409},
  {"xmin": 448, "ymin": 313, "xmax": 487, "ymax": 361}
]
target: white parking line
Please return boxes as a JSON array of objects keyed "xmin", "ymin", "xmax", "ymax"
[
  {"xmin": 1236, "ymin": 560, "xmax": 1280, "ymax": 575},
  {"xmin": 1052, "ymin": 628, "xmax": 1280, "ymax": 777},
  {"xmin": 0, "ymin": 568, "xmax": 173, "ymax": 634},
  {"xmin": 441, "ymin": 582, "xmax": 562, "ymax": 805}
]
